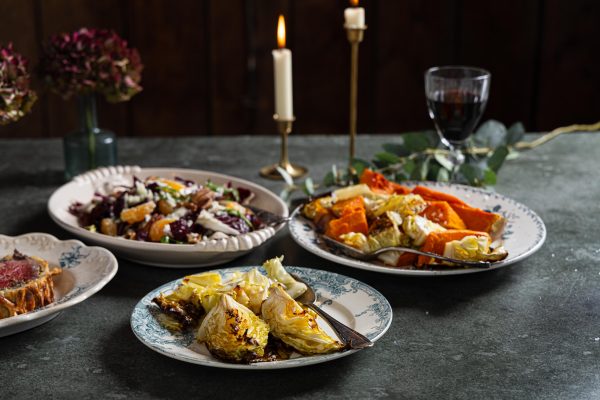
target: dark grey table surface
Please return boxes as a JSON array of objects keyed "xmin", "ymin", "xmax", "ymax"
[{"xmin": 1, "ymin": 134, "xmax": 599, "ymax": 400}]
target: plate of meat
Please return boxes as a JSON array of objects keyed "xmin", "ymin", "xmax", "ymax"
[{"xmin": 0, "ymin": 233, "xmax": 117, "ymax": 337}]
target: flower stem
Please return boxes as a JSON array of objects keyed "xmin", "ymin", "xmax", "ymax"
[{"xmin": 78, "ymin": 94, "xmax": 98, "ymax": 169}]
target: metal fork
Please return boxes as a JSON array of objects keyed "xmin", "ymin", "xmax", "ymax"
[
  {"xmin": 291, "ymin": 273, "xmax": 373, "ymax": 350},
  {"xmin": 246, "ymin": 205, "xmax": 290, "ymax": 227},
  {"xmin": 321, "ymin": 235, "xmax": 491, "ymax": 269}
]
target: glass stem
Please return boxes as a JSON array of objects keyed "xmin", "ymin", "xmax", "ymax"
[{"xmin": 449, "ymin": 144, "xmax": 465, "ymax": 182}]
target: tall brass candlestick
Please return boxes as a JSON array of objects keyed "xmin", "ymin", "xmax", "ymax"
[
  {"xmin": 345, "ymin": 24, "xmax": 366, "ymax": 170},
  {"xmin": 259, "ymin": 114, "xmax": 307, "ymax": 180}
]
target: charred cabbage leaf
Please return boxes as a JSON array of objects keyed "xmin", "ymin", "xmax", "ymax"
[
  {"xmin": 261, "ymin": 285, "xmax": 343, "ymax": 355},
  {"xmin": 262, "ymin": 256, "xmax": 307, "ymax": 299},
  {"xmin": 443, "ymin": 235, "xmax": 508, "ymax": 262},
  {"xmin": 197, "ymin": 294, "xmax": 270, "ymax": 363}
]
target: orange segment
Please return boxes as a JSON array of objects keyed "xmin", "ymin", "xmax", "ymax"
[
  {"xmin": 149, "ymin": 218, "xmax": 177, "ymax": 242},
  {"xmin": 158, "ymin": 178, "xmax": 185, "ymax": 191},
  {"xmin": 120, "ymin": 201, "xmax": 156, "ymax": 224}
]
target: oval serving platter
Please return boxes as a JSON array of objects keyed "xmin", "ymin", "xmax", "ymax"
[{"xmin": 289, "ymin": 181, "xmax": 546, "ymax": 276}]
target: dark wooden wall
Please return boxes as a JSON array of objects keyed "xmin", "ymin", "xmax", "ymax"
[{"xmin": 0, "ymin": 0, "xmax": 599, "ymax": 138}]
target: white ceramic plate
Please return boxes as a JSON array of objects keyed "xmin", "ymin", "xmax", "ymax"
[
  {"xmin": 0, "ymin": 233, "xmax": 118, "ymax": 337},
  {"xmin": 290, "ymin": 182, "xmax": 546, "ymax": 276},
  {"xmin": 48, "ymin": 166, "xmax": 288, "ymax": 268},
  {"xmin": 131, "ymin": 266, "xmax": 392, "ymax": 369}
]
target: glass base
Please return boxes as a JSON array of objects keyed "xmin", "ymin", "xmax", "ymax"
[{"xmin": 63, "ymin": 129, "xmax": 118, "ymax": 180}]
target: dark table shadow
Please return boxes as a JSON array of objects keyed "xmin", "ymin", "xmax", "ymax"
[{"xmin": 100, "ymin": 321, "xmax": 361, "ymax": 399}]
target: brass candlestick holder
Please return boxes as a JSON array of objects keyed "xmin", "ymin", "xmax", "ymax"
[
  {"xmin": 345, "ymin": 24, "xmax": 367, "ymax": 171},
  {"xmin": 260, "ymin": 114, "xmax": 308, "ymax": 180}
]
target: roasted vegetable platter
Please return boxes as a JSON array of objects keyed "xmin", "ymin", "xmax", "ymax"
[{"xmin": 290, "ymin": 170, "xmax": 546, "ymax": 276}]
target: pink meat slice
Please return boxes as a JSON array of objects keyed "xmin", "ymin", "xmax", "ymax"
[{"xmin": 0, "ymin": 259, "xmax": 40, "ymax": 289}]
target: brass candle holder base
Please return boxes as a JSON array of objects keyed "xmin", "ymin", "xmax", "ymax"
[
  {"xmin": 345, "ymin": 24, "xmax": 367, "ymax": 171},
  {"xmin": 259, "ymin": 115, "xmax": 308, "ymax": 180}
]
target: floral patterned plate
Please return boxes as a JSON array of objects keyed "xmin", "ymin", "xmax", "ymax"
[
  {"xmin": 131, "ymin": 266, "xmax": 392, "ymax": 369},
  {"xmin": 289, "ymin": 182, "xmax": 546, "ymax": 276},
  {"xmin": 0, "ymin": 233, "xmax": 118, "ymax": 337}
]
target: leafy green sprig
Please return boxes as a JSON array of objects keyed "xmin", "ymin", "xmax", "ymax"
[{"xmin": 277, "ymin": 120, "xmax": 600, "ymax": 202}]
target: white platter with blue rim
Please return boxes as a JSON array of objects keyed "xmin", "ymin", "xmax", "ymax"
[
  {"xmin": 131, "ymin": 266, "xmax": 392, "ymax": 369},
  {"xmin": 0, "ymin": 233, "xmax": 118, "ymax": 337},
  {"xmin": 47, "ymin": 166, "xmax": 288, "ymax": 268},
  {"xmin": 289, "ymin": 181, "xmax": 546, "ymax": 276}
]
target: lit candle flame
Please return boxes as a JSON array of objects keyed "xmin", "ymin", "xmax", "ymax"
[
  {"xmin": 277, "ymin": 15, "xmax": 286, "ymax": 49},
  {"xmin": 350, "ymin": 0, "xmax": 359, "ymax": 6}
]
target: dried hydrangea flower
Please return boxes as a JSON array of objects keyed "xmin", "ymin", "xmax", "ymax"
[
  {"xmin": 0, "ymin": 43, "xmax": 37, "ymax": 125},
  {"xmin": 39, "ymin": 27, "xmax": 143, "ymax": 102}
]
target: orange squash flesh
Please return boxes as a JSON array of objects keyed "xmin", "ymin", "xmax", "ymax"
[
  {"xmin": 411, "ymin": 186, "xmax": 468, "ymax": 206},
  {"xmin": 449, "ymin": 203, "xmax": 505, "ymax": 236},
  {"xmin": 325, "ymin": 210, "xmax": 369, "ymax": 240},
  {"xmin": 416, "ymin": 230, "xmax": 490, "ymax": 267},
  {"xmin": 396, "ymin": 252, "xmax": 418, "ymax": 267},
  {"xmin": 420, "ymin": 201, "xmax": 467, "ymax": 230},
  {"xmin": 360, "ymin": 169, "xmax": 411, "ymax": 195},
  {"xmin": 331, "ymin": 196, "xmax": 365, "ymax": 218}
]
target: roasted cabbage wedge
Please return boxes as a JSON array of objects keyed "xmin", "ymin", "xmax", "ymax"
[
  {"xmin": 443, "ymin": 235, "xmax": 508, "ymax": 262},
  {"xmin": 261, "ymin": 285, "xmax": 343, "ymax": 355},
  {"xmin": 262, "ymin": 256, "xmax": 307, "ymax": 299},
  {"xmin": 197, "ymin": 294, "xmax": 270, "ymax": 363}
]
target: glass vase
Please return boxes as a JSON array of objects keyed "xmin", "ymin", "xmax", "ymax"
[{"xmin": 63, "ymin": 94, "xmax": 117, "ymax": 180}]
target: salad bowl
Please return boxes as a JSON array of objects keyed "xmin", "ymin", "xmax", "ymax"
[{"xmin": 48, "ymin": 166, "xmax": 288, "ymax": 268}]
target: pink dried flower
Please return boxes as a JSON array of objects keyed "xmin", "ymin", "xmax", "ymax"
[
  {"xmin": 39, "ymin": 28, "xmax": 143, "ymax": 102},
  {"xmin": 0, "ymin": 43, "xmax": 37, "ymax": 125}
]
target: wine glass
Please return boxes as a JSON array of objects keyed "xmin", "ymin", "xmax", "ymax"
[{"xmin": 425, "ymin": 66, "xmax": 491, "ymax": 180}]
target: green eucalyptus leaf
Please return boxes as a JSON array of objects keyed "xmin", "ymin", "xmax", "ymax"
[
  {"xmin": 483, "ymin": 168, "xmax": 497, "ymax": 185},
  {"xmin": 275, "ymin": 166, "xmax": 294, "ymax": 186},
  {"xmin": 459, "ymin": 163, "xmax": 483, "ymax": 186},
  {"xmin": 437, "ymin": 167, "xmax": 450, "ymax": 182},
  {"xmin": 382, "ymin": 143, "xmax": 411, "ymax": 157},
  {"xmin": 487, "ymin": 145, "xmax": 509, "ymax": 173},
  {"xmin": 303, "ymin": 177, "xmax": 315, "ymax": 196},
  {"xmin": 411, "ymin": 157, "xmax": 430, "ymax": 180},
  {"xmin": 433, "ymin": 150, "xmax": 455, "ymax": 171},
  {"xmin": 401, "ymin": 132, "xmax": 431, "ymax": 152},
  {"xmin": 427, "ymin": 162, "xmax": 441, "ymax": 181},
  {"xmin": 279, "ymin": 187, "xmax": 292, "ymax": 202},
  {"xmin": 506, "ymin": 122, "xmax": 526, "ymax": 145},
  {"xmin": 322, "ymin": 171, "xmax": 335, "ymax": 186},
  {"xmin": 403, "ymin": 159, "xmax": 416, "ymax": 175},
  {"xmin": 375, "ymin": 152, "xmax": 402, "ymax": 164},
  {"xmin": 472, "ymin": 120, "xmax": 507, "ymax": 148},
  {"xmin": 351, "ymin": 158, "xmax": 371, "ymax": 177}
]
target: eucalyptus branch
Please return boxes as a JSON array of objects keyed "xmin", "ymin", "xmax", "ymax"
[
  {"xmin": 514, "ymin": 121, "xmax": 600, "ymax": 150},
  {"xmin": 276, "ymin": 119, "xmax": 600, "ymax": 202}
]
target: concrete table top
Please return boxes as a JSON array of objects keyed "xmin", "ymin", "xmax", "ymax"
[{"xmin": 1, "ymin": 133, "xmax": 599, "ymax": 399}]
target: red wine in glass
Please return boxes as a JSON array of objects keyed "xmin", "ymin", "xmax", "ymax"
[
  {"xmin": 424, "ymin": 66, "xmax": 491, "ymax": 180},
  {"xmin": 427, "ymin": 89, "xmax": 488, "ymax": 145}
]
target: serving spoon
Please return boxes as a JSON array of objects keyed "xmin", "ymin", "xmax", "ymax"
[
  {"xmin": 321, "ymin": 234, "xmax": 491, "ymax": 269},
  {"xmin": 291, "ymin": 273, "xmax": 373, "ymax": 350}
]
